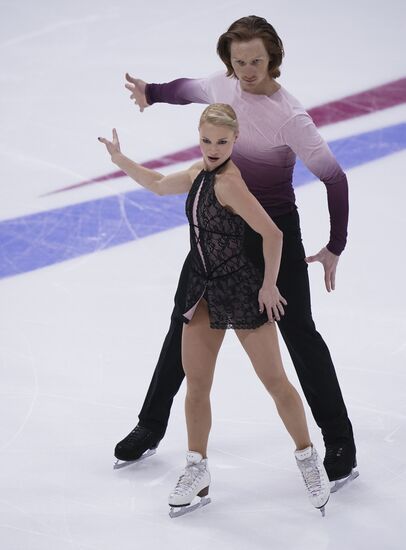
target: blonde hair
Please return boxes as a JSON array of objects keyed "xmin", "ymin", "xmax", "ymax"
[{"xmin": 199, "ymin": 103, "xmax": 239, "ymax": 134}]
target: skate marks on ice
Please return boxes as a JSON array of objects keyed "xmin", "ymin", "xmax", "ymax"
[{"xmin": 113, "ymin": 448, "xmax": 157, "ymax": 470}]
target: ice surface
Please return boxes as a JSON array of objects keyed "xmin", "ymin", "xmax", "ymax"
[{"xmin": 1, "ymin": 1, "xmax": 405, "ymax": 549}]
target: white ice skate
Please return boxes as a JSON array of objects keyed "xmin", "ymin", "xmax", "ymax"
[
  {"xmin": 295, "ymin": 445, "xmax": 331, "ymax": 517},
  {"xmin": 168, "ymin": 451, "xmax": 211, "ymax": 518}
]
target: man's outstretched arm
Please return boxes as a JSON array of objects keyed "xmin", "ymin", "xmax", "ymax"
[{"xmin": 125, "ymin": 73, "xmax": 211, "ymax": 110}]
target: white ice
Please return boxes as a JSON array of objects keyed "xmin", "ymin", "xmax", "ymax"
[{"xmin": 1, "ymin": 1, "xmax": 405, "ymax": 549}]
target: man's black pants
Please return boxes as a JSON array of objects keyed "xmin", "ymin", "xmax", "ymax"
[{"xmin": 138, "ymin": 209, "xmax": 353, "ymax": 445}]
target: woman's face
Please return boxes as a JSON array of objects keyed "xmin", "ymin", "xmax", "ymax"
[
  {"xmin": 199, "ymin": 122, "xmax": 237, "ymax": 170},
  {"xmin": 230, "ymin": 38, "xmax": 272, "ymax": 94}
]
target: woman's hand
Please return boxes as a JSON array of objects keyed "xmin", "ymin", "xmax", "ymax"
[
  {"xmin": 125, "ymin": 73, "xmax": 149, "ymax": 112},
  {"xmin": 98, "ymin": 128, "xmax": 121, "ymax": 158},
  {"xmin": 258, "ymin": 285, "xmax": 288, "ymax": 322},
  {"xmin": 305, "ymin": 246, "xmax": 339, "ymax": 292}
]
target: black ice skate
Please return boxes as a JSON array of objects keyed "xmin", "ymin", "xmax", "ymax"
[
  {"xmin": 324, "ymin": 441, "xmax": 359, "ymax": 493},
  {"xmin": 113, "ymin": 424, "xmax": 162, "ymax": 469}
]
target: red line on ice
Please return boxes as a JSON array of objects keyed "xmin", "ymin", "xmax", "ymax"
[{"xmin": 46, "ymin": 76, "xmax": 406, "ymax": 196}]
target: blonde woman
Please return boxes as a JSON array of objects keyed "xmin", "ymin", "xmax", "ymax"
[{"xmin": 99, "ymin": 104, "xmax": 330, "ymax": 516}]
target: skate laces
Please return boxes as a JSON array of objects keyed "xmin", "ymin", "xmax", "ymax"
[
  {"xmin": 173, "ymin": 464, "xmax": 205, "ymax": 496},
  {"xmin": 127, "ymin": 426, "xmax": 148, "ymax": 441},
  {"xmin": 299, "ymin": 457, "xmax": 325, "ymax": 496}
]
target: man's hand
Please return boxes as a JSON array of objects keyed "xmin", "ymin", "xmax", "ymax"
[
  {"xmin": 305, "ymin": 247, "xmax": 340, "ymax": 292},
  {"xmin": 125, "ymin": 73, "xmax": 149, "ymax": 112}
]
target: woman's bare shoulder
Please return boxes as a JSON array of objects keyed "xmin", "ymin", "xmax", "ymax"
[
  {"xmin": 215, "ymin": 167, "xmax": 249, "ymax": 209},
  {"xmin": 216, "ymin": 168, "xmax": 247, "ymax": 193},
  {"xmin": 187, "ymin": 160, "xmax": 204, "ymax": 180},
  {"xmin": 190, "ymin": 160, "xmax": 205, "ymax": 171}
]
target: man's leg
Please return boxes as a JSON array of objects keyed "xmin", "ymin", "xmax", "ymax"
[
  {"xmin": 137, "ymin": 318, "xmax": 185, "ymax": 435},
  {"xmin": 276, "ymin": 247, "xmax": 352, "ymax": 441},
  {"xmin": 114, "ymin": 255, "xmax": 190, "ymax": 461}
]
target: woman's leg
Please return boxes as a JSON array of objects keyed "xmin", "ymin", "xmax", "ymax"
[
  {"xmin": 182, "ymin": 299, "xmax": 225, "ymax": 457},
  {"xmin": 235, "ymin": 323, "xmax": 311, "ymax": 450}
]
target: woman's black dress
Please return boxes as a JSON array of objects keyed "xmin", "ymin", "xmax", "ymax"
[{"xmin": 183, "ymin": 160, "xmax": 269, "ymax": 329}]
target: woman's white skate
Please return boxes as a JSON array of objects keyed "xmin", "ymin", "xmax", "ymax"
[
  {"xmin": 295, "ymin": 445, "xmax": 331, "ymax": 516},
  {"xmin": 168, "ymin": 451, "xmax": 211, "ymax": 518}
]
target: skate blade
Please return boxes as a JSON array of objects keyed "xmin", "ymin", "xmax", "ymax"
[
  {"xmin": 316, "ymin": 494, "xmax": 330, "ymax": 518},
  {"xmin": 330, "ymin": 469, "xmax": 359, "ymax": 493},
  {"xmin": 319, "ymin": 506, "xmax": 326, "ymax": 517},
  {"xmin": 113, "ymin": 448, "xmax": 157, "ymax": 470},
  {"xmin": 169, "ymin": 497, "xmax": 211, "ymax": 518}
]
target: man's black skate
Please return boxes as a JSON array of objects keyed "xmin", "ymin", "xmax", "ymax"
[
  {"xmin": 114, "ymin": 424, "xmax": 162, "ymax": 469},
  {"xmin": 324, "ymin": 440, "xmax": 359, "ymax": 493}
]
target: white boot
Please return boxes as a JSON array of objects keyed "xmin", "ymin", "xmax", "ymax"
[
  {"xmin": 295, "ymin": 445, "xmax": 330, "ymax": 516},
  {"xmin": 168, "ymin": 451, "xmax": 211, "ymax": 514}
]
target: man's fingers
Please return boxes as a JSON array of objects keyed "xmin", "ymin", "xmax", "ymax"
[
  {"xmin": 324, "ymin": 272, "xmax": 331, "ymax": 293},
  {"xmin": 306, "ymin": 247, "xmax": 339, "ymax": 292},
  {"xmin": 125, "ymin": 72, "xmax": 136, "ymax": 83},
  {"xmin": 125, "ymin": 83, "xmax": 135, "ymax": 92},
  {"xmin": 98, "ymin": 137, "xmax": 108, "ymax": 144},
  {"xmin": 331, "ymin": 270, "xmax": 336, "ymax": 291}
]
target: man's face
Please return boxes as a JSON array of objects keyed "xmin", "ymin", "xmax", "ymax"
[{"xmin": 230, "ymin": 38, "xmax": 271, "ymax": 93}]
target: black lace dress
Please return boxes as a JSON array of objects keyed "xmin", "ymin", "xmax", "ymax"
[{"xmin": 183, "ymin": 159, "xmax": 269, "ymax": 329}]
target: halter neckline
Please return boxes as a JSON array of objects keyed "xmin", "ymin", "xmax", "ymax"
[{"xmin": 203, "ymin": 157, "xmax": 231, "ymax": 175}]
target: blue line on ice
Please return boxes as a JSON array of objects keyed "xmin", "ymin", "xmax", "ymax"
[{"xmin": 1, "ymin": 122, "xmax": 405, "ymax": 279}]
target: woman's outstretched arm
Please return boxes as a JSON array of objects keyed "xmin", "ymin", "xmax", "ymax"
[{"xmin": 99, "ymin": 128, "xmax": 196, "ymax": 195}]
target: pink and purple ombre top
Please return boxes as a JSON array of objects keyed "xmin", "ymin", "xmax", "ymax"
[{"xmin": 146, "ymin": 72, "xmax": 349, "ymax": 255}]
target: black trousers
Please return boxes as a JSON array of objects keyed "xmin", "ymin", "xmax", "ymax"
[{"xmin": 138, "ymin": 209, "xmax": 353, "ymax": 445}]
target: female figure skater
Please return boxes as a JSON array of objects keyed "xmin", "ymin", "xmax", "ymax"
[
  {"xmin": 117, "ymin": 15, "xmax": 357, "ymax": 492},
  {"xmin": 99, "ymin": 103, "xmax": 330, "ymax": 516}
]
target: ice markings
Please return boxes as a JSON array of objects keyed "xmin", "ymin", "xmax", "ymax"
[{"xmin": 1, "ymin": 123, "xmax": 406, "ymax": 279}]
